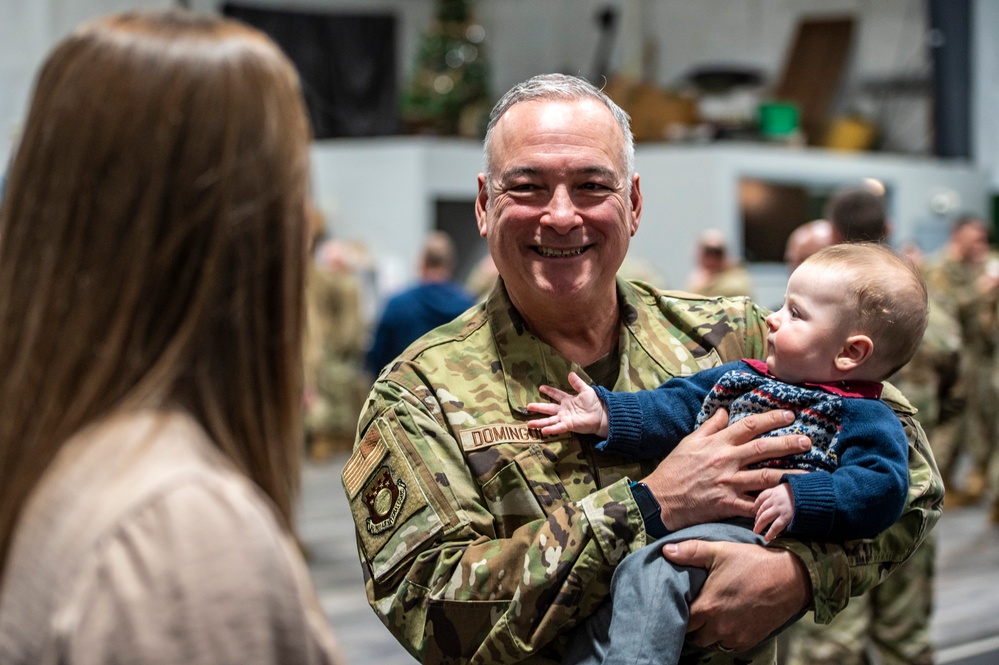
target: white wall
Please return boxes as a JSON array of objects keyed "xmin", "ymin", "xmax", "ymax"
[
  {"xmin": 1, "ymin": 0, "xmax": 936, "ymax": 164},
  {"xmin": 974, "ymin": 0, "xmax": 999, "ymax": 189}
]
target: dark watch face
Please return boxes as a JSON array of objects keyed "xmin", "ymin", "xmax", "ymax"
[{"xmin": 632, "ymin": 483, "xmax": 658, "ymax": 517}]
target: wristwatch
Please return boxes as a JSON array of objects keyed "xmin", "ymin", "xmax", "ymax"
[{"xmin": 629, "ymin": 481, "xmax": 670, "ymax": 539}]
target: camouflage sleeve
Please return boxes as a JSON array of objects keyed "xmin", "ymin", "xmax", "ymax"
[
  {"xmin": 770, "ymin": 385, "xmax": 943, "ymax": 624},
  {"xmin": 342, "ymin": 376, "xmax": 646, "ymax": 664}
]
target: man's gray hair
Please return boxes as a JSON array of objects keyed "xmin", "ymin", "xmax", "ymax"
[{"xmin": 482, "ymin": 73, "xmax": 635, "ymax": 188}]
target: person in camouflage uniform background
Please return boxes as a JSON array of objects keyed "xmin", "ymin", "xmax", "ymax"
[
  {"xmin": 341, "ymin": 74, "xmax": 943, "ymax": 665},
  {"xmin": 304, "ymin": 239, "xmax": 370, "ymax": 459},
  {"xmin": 684, "ymin": 229, "xmax": 755, "ymax": 299},
  {"xmin": 923, "ymin": 215, "xmax": 999, "ymax": 508}
]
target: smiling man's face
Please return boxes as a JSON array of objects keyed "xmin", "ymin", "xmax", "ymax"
[{"xmin": 475, "ymin": 98, "xmax": 642, "ymax": 316}]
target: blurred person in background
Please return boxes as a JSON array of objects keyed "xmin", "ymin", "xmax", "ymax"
[
  {"xmin": 784, "ymin": 219, "xmax": 834, "ymax": 272},
  {"xmin": 304, "ymin": 235, "xmax": 369, "ymax": 461},
  {"xmin": 924, "ymin": 214, "xmax": 999, "ymax": 510},
  {"xmin": 365, "ymin": 230, "xmax": 475, "ymax": 376},
  {"xmin": 465, "ymin": 253, "xmax": 500, "ymax": 302},
  {"xmin": 824, "ymin": 186, "xmax": 892, "ymax": 243},
  {"xmin": 0, "ymin": 10, "xmax": 344, "ymax": 664},
  {"xmin": 684, "ymin": 228, "xmax": 754, "ymax": 298}
]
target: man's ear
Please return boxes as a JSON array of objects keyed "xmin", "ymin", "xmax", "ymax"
[
  {"xmin": 629, "ymin": 173, "xmax": 643, "ymax": 236},
  {"xmin": 835, "ymin": 334, "xmax": 874, "ymax": 372},
  {"xmin": 475, "ymin": 173, "xmax": 489, "ymax": 238}
]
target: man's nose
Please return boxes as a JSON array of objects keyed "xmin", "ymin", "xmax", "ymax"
[{"xmin": 541, "ymin": 186, "xmax": 581, "ymax": 233}]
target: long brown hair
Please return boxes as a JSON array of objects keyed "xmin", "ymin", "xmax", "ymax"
[{"xmin": 0, "ymin": 10, "xmax": 312, "ymax": 572}]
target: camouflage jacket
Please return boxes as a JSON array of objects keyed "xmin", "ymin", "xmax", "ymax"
[{"xmin": 342, "ymin": 278, "xmax": 943, "ymax": 665}]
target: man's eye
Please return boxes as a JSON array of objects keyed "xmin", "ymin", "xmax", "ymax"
[
  {"xmin": 509, "ymin": 183, "xmax": 540, "ymax": 192},
  {"xmin": 579, "ymin": 182, "xmax": 608, "ymax": 191}
]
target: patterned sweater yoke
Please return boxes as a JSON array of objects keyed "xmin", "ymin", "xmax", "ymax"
[{"xmin": 695, "ymin": 360, "xmax": 882, "ymax": 473}]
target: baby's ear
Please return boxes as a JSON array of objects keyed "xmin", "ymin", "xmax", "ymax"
[{"xmin": 835, "ymin": 334, "xmax": 874, "ymax": 372}]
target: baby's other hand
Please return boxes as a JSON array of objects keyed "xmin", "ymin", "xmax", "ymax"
[{"xmin": 753, "ymin": 483, "xmax": 795, "ymax": 542}]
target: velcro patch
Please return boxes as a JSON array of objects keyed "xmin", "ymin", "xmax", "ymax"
[
  {"xmin": 343, "ymin": 427, "xmax": 385, "ymax": 499},
  {"xmin": 459, "ymin": 422, "xmax": 563, "ymax": 451}
]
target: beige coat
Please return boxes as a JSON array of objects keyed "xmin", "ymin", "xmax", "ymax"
[{"xmin": 0, "ymin": 410, "xmax": 345, "ymax": 665}]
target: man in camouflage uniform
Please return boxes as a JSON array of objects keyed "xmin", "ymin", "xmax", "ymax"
[{"xmin": 341, "ymin": 74, "xmax": 943, "ymax": 664}]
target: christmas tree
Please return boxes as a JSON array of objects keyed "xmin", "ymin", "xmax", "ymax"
[{"xmin": 401, "ymin": 0, "xmax": 491, "ymax": 137}]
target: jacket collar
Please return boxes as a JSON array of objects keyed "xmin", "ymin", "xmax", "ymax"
[{"xmin": 485, "ymin": 277, "xmax": 678, "ymax": 414}]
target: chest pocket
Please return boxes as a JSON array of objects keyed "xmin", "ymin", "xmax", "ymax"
[{"xmin": 467, "ymin": 435, "xmax": 592, "ymax": 537}]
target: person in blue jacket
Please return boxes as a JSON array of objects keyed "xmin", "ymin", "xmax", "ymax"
[
  {"xmin": 527, "ymin": 242, "xmax": 929, "ymax": 665},
  {"xmin": 365, "ymin": 230, "xmax": 475, "ymax": 376}
]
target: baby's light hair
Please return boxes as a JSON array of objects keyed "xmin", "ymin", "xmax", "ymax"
[{"xmin": 801, "ymin": 243, "xmax": 928, "ymax": 378}]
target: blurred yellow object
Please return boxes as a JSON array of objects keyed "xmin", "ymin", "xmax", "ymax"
[{"xmin": 824, "ymin": 116, "xmax": 876, "ymax": 151}]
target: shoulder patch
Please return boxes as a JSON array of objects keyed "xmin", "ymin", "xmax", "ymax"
[
  {"xmin": 362, "ymin": 465, "xmax": 409, "ymax": 535},
  {"xmin": 342, "ymin": 413, "xmax": 446, "ymax": 580}
]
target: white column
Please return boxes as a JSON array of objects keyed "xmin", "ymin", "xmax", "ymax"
[{"xmin": 973, "ymin": 0, "xmax": 999, "ymax": 189}]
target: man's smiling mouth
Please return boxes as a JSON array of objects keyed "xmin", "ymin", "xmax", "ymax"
[{"xmin": 535, "ymin": 246, "xmax": 586, "ymax": 258}]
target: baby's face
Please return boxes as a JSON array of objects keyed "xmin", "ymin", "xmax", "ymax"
[{"xmin": 765, "ymin": 263, "xmax": 852, "ymax": 385}]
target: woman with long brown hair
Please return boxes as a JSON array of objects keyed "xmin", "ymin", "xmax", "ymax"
[{"xmin": 0, "ymin": 10, "xmax": 343, "ymax": 664}]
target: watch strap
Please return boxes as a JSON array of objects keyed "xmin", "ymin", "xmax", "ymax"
[{"xmin": 629, "ymin": 481, "xmax": 670, "ymax": 539}]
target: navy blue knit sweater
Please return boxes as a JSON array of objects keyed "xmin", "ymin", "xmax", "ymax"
[{"xmin": 593, "ymin": 359, "xmax": 909, "ymax": 540}]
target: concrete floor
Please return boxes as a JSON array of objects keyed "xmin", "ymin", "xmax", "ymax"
[{"xmin": 299, "ymin": 454, "xmax": 999, "ymax": 665}]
